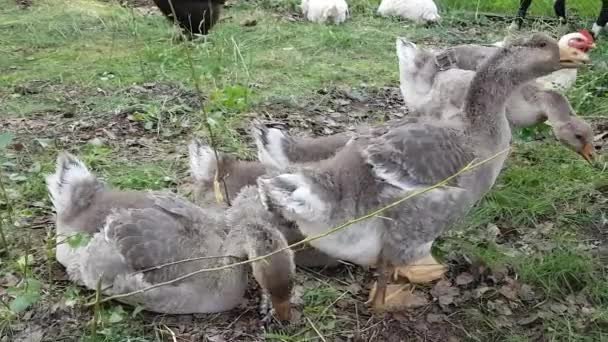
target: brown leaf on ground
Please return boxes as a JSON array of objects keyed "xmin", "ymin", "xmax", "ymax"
[
  {"xmin": 455, "ymin": 272, "xmax": 475, "ymax": 286},
  {"xmin": 498, "ymin": 283, "xmax": 518, "ymax": 300},
  {"xmin": 518, "ymin": 284, "xmax": 536, "ymax": 301},
  {"xmin": 431, "ymin": 280, "xmax": 460, "ymax": 308}
]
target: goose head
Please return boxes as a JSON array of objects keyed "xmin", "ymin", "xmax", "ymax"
[
  {"xmin": 226, "ymin": 186, "xmax": 295, "ymax": 321},
  {"xmin": 552, "ymin": 117, "xmax": 595, "ymax": 163},
  {"xmin": 494, "ymin": 33, "xmax": 591, "ymax": 79},
  {"xmin": 558, "ymin": 30, "xmax": 595, "ymax": 67}
]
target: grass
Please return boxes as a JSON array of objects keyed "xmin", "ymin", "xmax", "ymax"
[
  {"xmin": 438, "ymin": 0, "xmax": 601, "ymax": 17},
  {"xmin": 1, "ymin": 0, "xmax": 607, "ymax": 341}
]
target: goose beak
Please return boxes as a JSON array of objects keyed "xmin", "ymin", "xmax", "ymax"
[
  {"xmin": 271, "ymin": 298, "xmax": 291, "ymax": 321},
  {"xmin": 559, "ymin": 48, "xmax": 591, "ymax": 68},
  {"xmin": 579, "ymin": 143, "xmax": 594, "ymax": 164}
]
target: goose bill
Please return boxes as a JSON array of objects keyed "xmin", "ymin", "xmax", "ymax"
[{"xmin": 579, "ymin": 143, "xmax": 594, "ymax": 164}]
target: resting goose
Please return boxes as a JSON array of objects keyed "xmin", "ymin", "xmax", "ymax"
[
  {"xmin": 377, "ymin": 0, "xmax": 441, "ymax": 23},
  {"xmin": 188, "ymin": 139, "xmax": 339, "ymax": 268},
  {"xmin": 301, "ymin": 0, "xmax": 349, "ymax": 24},
  {"xmin": 256, "ymin": 34, "xmax": 585, "ymax": 309},
  {"xmin": 48, "ymin": 152, "xmax": 294, "ymax": 319},
  {"xmin": 398, "ymin": 35, "xmax": 594, "ymax": 162}
]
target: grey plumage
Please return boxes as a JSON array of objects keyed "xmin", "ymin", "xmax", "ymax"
[
  {"xmin": 256, "ymin": 33, "xmax": 569, "ymax": 284},
  {"xmin": 47, "ymin": 152, "xmax": 295, "ymax": 316},
  {"xmin": 400, "ymin": 38, "xmax": 594, "ymax": 160},
  {"xmin": 188, "ymin": 139, "xmax": 340, "ymax": 268}
]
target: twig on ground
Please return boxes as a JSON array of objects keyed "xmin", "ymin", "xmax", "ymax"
[
  {"xmin": 90, "ymin": 276, "xmax": 103, "ymax": 341},
  {"xmin": 306, "ymin": 317, "xmax": 327, "ymax": 342}
]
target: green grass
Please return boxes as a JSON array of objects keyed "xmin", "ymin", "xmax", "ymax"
[
  {"xmin": 438, "ymin": 0, "xmax": 600, "ymax": 17},
  {"xmin": 1, "ymin": 0, "xmax": 607, "ymax": 340}
]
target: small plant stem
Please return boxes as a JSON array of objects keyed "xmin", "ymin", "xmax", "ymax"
[
  {"xmin": 0, "ymin": 172, "xmax": 12, "ymax": 250},
  {"xmin": 0, "ymin": 218, "xmax": 8, "ymax": 254},
  {"xmin": 90, "ymin": 276, "xmax": 103, "ymax": 341},
  {"xmin": 0, "ymin": 172, "xmax": 14, "ymax": 223},
  {"xmin": 183, "ymin": 43, "xmax": 232, "ymax": 206},
  {"xmin": 307, "ymin": 317, "xmax": 327, "ymax": 342},
  {"xmin": 23, "ymin": 234, "xmax": 31, "ymax": 292},
  {"xmin": 0, "ymin": 297, "xmax": 11, "ymax": 311},
  {"xmin": 45, "ymin": 229, "xmax": 55, "ymax": 284}
]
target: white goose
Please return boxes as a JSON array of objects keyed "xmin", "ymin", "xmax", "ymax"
[
  {"xmin": 301, "ymin": 0, "xmax": 349, "ymax": 24},
  {"xmin": 377, "ymin": 0, "xmax": 440, "ymax": 23}
]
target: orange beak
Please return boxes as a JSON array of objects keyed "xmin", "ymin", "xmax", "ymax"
[
  {"xmin": 579, "ymin": 143, "xmax": 594, "ymax": 164},
  {"xmin": 271, "ymin": 298, "xmax": 291, "ymax": 321}
]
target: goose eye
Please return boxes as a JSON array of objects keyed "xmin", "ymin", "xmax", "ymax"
[
  {"xmin": 539, "ymin": 42, "xmax": 547, "ymax": 48},
  {"xmin": 575, "ymin": 134, "xmax": 583, "ymax": 140}
]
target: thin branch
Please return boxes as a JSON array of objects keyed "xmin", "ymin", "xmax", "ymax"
[
  {"xmin": 90, "ymin": 276, "xmax": 102, "ymax": 340},
  {"xmin": 181, "ymin": 26, "xmax": 231, "ymax": 207},
  {"xmin": 161, "ymin": 324, "xmax": 177, "ymax": 342},
  {"xmin": 0, "ymin": 171, "xmax": 14, "ymax": 224},
  {"xmin": 86, "ymin": 147, "xmax": 510, "ymax": 306},
  {"xmin": 0, "ymin": 172, "xmax": 12, "ymax": 250},
  {"xmin": 128, "ymin": 255, "xmax": 240, "ymax": 276},
  {"xmin": 0, "ymin": 217, "xmax": 8, "ymax": 253},
  {"xmin": 306, "ymin": 317, "xmax": 327, "ymax": 342}
]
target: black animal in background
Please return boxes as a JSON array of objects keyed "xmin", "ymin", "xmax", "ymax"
[
  {"xmin": 510, "ymin": 0, "xmax": 607, "ymax": 38},
  {"xmin": 152, "ymin": 0, "xmax": 225, "ymax": 37}
]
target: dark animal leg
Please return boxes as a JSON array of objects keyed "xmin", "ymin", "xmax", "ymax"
[
  {"xmin": 514, "ymin": 0, "xmax": 533, "ymax": 29},
  {"xmin": 553, "ymin": 0, "xmax": 567, "ymax": 23},
  {"xmin": 596, "ymin": 0, "xmax": 608, "ymax": 28}
]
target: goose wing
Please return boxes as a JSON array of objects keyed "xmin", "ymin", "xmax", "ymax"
[
  {"xmin": 361, "ymin": 123, "xmax": 475, "ymax": 190},
  {"xmin": 105, "ymin": 196, "xmax": 227, "ymax": 284}
]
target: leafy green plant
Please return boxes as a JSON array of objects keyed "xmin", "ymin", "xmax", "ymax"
[
  {"xmin": 6, "ymin": 252, "xmax": 41, "ymax": 315},
  {"xmin": 7, "ymin": 277, "xmax": 41, "ymax": 313}
]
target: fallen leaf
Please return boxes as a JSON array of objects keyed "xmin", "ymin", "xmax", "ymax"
[
  {"xmin": 426, "ymin": 313, "xmax": 445, "ymax": 323},
  {"xmin": 455, "ymin": 272, "xmax": 474, "ymax": 286},
  {"xmin": 473, "ymin": 286, "xmax": 492, "ymax": 298},
  {"xmin": 488, "ymin": 300, "xmax": 512, "ymax": 316},
  {"xmin": 549, "ymin": 302, "xmax": 568, "ymax": 314},
  {"xmin": 499, "ymin": 284, "xmax": 518, "ymax": 300},
  {"xmin": 518, "ymin": 284, "xmax": 535, "ymax": 301},
  {"xmin": 431, "ymin": 280, "xmax": 459, "ymax": 308},
  {"xmin": 517, "ymin": 313, "xmax": 539, "ymax": 326},
  {"xmin": 14, "ymin": 325, "xmax": 44, "ymax": 342}
]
